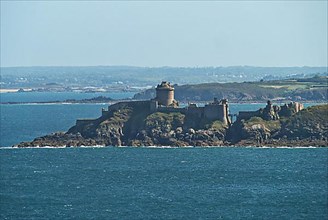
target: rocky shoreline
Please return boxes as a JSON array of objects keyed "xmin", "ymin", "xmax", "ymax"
[{"xmin": 14, "ymin": 103, "xmax": 328, "ymax": 148}]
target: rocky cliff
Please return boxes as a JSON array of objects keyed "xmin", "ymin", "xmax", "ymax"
[
  {"xmin": 14, "ymin": 104, "xmax": 327, "ymax": 148},
  {"xmin": 228, "ymin": 104, "xmax": 327, "ymax": 147}
]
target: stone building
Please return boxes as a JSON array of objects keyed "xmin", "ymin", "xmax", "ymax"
[
  {"xmin": 79, "ymin": 81, "xmax": 305, "ymax": 129},
  {"xmin": 81, "ymin": 81, "xmax": 232, "ymax": 127},
  {"xmin": 184, "ymin": 98, "xmax": 231, "ymax": 125},
  {"xmin": 151, "ymin": 82, "xmax": 231, "ymax": 126},
  {"xmin": 153, "ymin": 81, "xmax": 178, "ymax": 107}
]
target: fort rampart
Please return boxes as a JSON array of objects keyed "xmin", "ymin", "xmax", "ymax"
[{"xmin": 75, "ymin": 82, "xmax": 303, "ymax": 127}]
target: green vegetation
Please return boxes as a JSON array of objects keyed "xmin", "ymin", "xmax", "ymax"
[
  {"xmin": 102, "ymin": 108, "xmax": 133, "ymax": 126},
  {"xmin": 205, "ymin": 120, "xmax": 228, "ymax": 132},
  {"xmin": 280, "ymin": 104, "xmax": 328, "ymax": 139},
  {"xmin": 145, "ymin": 112, "xmax": 185, "ymax": 130},
  {"xmin": 134, "ymin": 76, "xmax": 328, "ymax": 102},
  {"xmin": 284, "ymin": 105, "xmax": 328, "ymax": 126},
  {"xmin": 244, "ymin": 117, "xmax": 281, "ymax": 132}
]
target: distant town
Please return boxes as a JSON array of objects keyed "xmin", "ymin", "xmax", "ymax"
[{"xmin": 1, "ymin": 66, "xmax": 327, "ymax": 93}]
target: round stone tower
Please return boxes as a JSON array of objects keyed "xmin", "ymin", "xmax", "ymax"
[{"xmin": 155, "ymin": 81, "xmax": 175, "ymax": 106}]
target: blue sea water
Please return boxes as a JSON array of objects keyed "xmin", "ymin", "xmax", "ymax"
[
  {"xmin": 0, "ymin": 147, "xmax": 327, "ymax": 219},
  {"xmin": 0, "ymin": 92, "xmax": 327, "ymax": 219},
  {"xmin": 0, "ymin": 104, "xmax": 108, "ymax": 147},
  {"xmin": 0, "ymin": 91, "xmax": 132, "ymax": 147}
]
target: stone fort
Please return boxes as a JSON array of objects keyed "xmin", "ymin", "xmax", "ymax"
[
  {"xmin": 76, "ymin": 81, "xmax": 303, "ymax": 127},
  {"xmin": 149, "ymin": 81, "xmax": 232, "ymax": 126},
  {"xmin": 77, "ymin": 81, "xmax": 232, "ymax": 127}
]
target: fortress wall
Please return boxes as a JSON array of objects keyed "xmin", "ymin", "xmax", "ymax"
[
  {"xmin": 238, "ymin": 111, "xmax": 260, "ymax": 121},
  {"xmin": 107, "ymin": 102, "xmax": 130, "ymax": 111},
  {"xmin": 108, "ymin": 100, "xmax": 151, "ymax": 112},
  {"xmin": 204, "ymin": 104, "xmax": 229, "ymax": 125},
  {"xmin": 127, "ymin": 100, "xmax": 152, "ymax": 108},
  {"xmin": 279, "ymin": 102, "xmax": 304, "ymax": 117},
  {"xmin": 187, "ymin": 107, "xmax": 204, "ymax": 118},
  {"xmin": 204, "ymin": 105, "xmax": 221, "ymax": 120},
  {"xmin": 157, "ymin": 106, "xmax": 187, "ymax": 114},
  {"xmin": 150, "ymin": 100, "xmax": 158, "ymax": 112},
  {"xmin": 76, "ymin": 119, "xmax": 97, "ymax": 127},
  {"xmin": 78, "ymin": 100, "xmax": 152, "ymax": 126},
  {"xmin": 102, "ymin": 108, "xmax": 109, "ymax": 116}
]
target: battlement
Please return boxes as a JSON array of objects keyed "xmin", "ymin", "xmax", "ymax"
[
  {"xmin": 73, "ymin": 82, "xmax": 306, "ymax": 132},
  {"xmin": 237, "ymin": 101, "xmax": 304, "ymax": 121},
  {"xmin": 76, "ymin": 82, "xmax": 232, "ymax": 127},
  {"xmin": 156, "ymin": 81, "xmax": 174, "ymax": 90}
]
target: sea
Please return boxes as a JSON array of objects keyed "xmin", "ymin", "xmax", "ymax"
[{"xmin": 0, "ymin": 92, "xmax": 327, "ymax": 219}]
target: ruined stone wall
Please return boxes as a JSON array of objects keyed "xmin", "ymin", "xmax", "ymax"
[
  {"xmin": 186, "ymin": 106, "xmax": 205, "ymax": 118},
  {"xmin": 150, "ymin": 100, "xmax": 158, "ymax": 112},
  {"xmin": 238, "ymin": 111, "xmax": 260, "ymax": 121},
  {"xmin": 101, "ymin": 108, "xmax": 109, "ymax": 116},
  {"xmin": 157, "ymin": 106, "xmax": 187, "ymax": 114},
  {"xmin": 204, "ymin": 105, "xmax": 221, "ymax": 120},
  {"xmin": 204, "ymin": 104, "xmax": 229, "ymax": 125},
  {"xmin": 107, "ymin": 101, "xmax": 151, "ymax": 112},
  {"xmin": 98, "ymin": 100, "xmax": 153, "ymax": 118},
  {"xmin": 237, "ymin": 101, "xmax": 304, "ymax": 121}
]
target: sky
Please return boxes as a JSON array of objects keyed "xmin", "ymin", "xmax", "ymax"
[{"xmin": 1, "ymin": 1, "xmax": 327, "ymax": 67}]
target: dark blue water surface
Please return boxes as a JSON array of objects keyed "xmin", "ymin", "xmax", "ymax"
[
  {"xmin": 0, "ymin": 93, "xmax": 327, "ymax": 219},
  {"xmin": 0, "ymin": 104, "xmax": 107, "ymax": 147},
  {"xmin": 0, "ymin": 147, "xmax": 327, "ymax": 219}
]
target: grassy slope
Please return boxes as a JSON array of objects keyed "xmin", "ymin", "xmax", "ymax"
[
  {"xmin": 280, "ymin": 104, "xmax": 328, "ymax": 139},
  {"xmin": 134, "ymin": 76, "xmax": 328, "ymax": 102}
]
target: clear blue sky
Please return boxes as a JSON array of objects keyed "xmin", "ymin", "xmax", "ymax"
[{"xmin": 1, "ymin": 1, "xmax": 327, "ymax": 67}]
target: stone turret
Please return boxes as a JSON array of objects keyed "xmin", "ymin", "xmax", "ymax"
[
  {"xmin": 155, "ymin": 81, "xmax": 178, "ymax": 107},
  {"xmin": 204, "ymin": 98, "xmax": 231, "ymax": 126}
]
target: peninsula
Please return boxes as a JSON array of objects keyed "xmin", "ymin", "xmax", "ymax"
[{"xmin": 14, "ymin": 82, "xmax": 327, "ymax": 148}]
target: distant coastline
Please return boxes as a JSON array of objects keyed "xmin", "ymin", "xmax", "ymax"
[
  {"xmin": 1, "ymin": 75, "xmax": 327, "ymax": 104},
  {"xmin": 1, "ymin": 99, "xmax": 327, "ymax": 105},
  {"xmin": 0, "ymin": 96, "xmax": 118, "ymax": 105}
]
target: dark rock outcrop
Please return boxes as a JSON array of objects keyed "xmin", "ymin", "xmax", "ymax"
[{"xmin": 228, "ymin": 104, "xmax": 327, "ymax": 147}]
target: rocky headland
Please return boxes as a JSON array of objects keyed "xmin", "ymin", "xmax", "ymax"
[
  {"xmin": 1, "ymin": 96, "xmax": 116, "ymax": 105},
  {"xmin": 14, "ymin": 102, "xmax": 328, "ymax": 148},
  {"xmin": 134, "ymin": 76, "xmax": 328, "ymax": 102}
]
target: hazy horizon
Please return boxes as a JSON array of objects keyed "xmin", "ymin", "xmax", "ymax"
[
  {"xmin": 1, "ymin": 1, "xmax": 327, "ymax": 67},
  {"xmin": 1, "ymin": 65, "xmax": 328, "ymax": 69}
]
